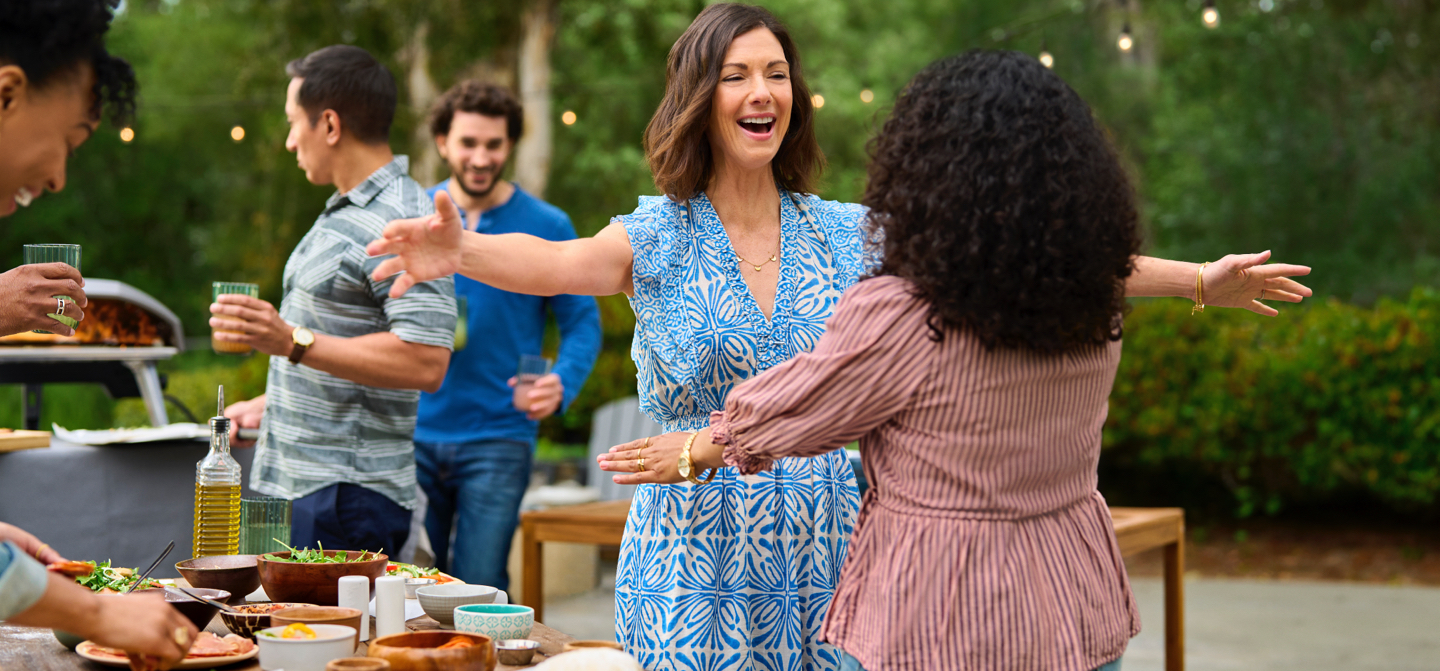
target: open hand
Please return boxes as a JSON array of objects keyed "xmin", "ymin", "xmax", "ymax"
[
  {"xmin": 367, "ymin": 190, "xmax": 464, "ymax": 298},
  {"xmin": 0, "ymin": 262, "xmax": 87, "ymax": 336},
  {"xmin": 1202, "ymin": 251, "xmax": 1312, "ymax": 316}
]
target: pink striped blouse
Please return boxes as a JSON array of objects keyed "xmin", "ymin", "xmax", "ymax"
[{"xmin": 710, "ymin": 276, "xmax": 1138, "ymax": 671}]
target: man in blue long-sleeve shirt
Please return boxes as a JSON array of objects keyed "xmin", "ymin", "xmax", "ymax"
[{"xmin": 414, "ymin": 81, "xmax": 601, "ymax": 591}]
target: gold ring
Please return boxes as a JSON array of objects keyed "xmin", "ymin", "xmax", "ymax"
[
  {"xmin": 55, "ymin": 298, "xmax": 65, "ymax": 316},
  {"xmin": 34, "ymin": 543, "xmax": 49, "ymax": 559},
  {"xmin": 637, "ymin": 456, "xmax": 646, "ymax": 471},
  {"xmin": 174, "ymin": 627, "xmax": 189, "ymax": 647}
]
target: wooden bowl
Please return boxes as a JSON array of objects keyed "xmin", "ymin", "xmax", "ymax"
[
  {"xmin": 562, "ymin": 640, "xmax": 624, "ymax": 652},
  {"xmin": 257, "ymin": 551, "xmax": 387, "ymax": 606},
  {"xmin": 367, "ymin": 631, "xmax": 495, "ymax": 671},
  {"xmin": 271, "ymin": 606, "xmax": 365, "ymax": 651},
  {"xmin": 328, "ymin": 658, "xmax": 391, "ymax": 671},
  {"xmin": 175, "ymin": 555, "xmax": 260, "ymax": 604}
]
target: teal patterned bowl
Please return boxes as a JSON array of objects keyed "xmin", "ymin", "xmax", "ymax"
[{"xmin": 453, "ymin": 604, "xmax": 534, "ymax": 641}]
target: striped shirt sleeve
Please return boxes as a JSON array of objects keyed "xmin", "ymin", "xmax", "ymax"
[
  {"xmin": 713, "ymin": 275, "xmax": 937, "ymax": 473},
  {"xmin": 364, "ymin": 250, "xmax": 457, "ymax": 349}
]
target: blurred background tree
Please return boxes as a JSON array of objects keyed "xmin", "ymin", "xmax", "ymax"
[{"xmin": 2, "ymin": 0, "xmax": 1436, "ymax": 517}]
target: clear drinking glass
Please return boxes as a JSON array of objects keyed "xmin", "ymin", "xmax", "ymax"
[
  {"xmin": 211, "ymin": 282, "xmax": 260, "ymax": 355},
  {"xmin": 238, "ymin": 496, "xmax": 291, "ymax": 556},
  {"xmin": 22, "ymin": 244, "xmax": 81, "ymax": 334},
  {"xmin": 513, "ymin": 354, "xmax": 553, "ymax": 413}
]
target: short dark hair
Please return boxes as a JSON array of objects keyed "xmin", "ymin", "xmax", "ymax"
[
  {"xmin": 865, "ymin": 50, "xmax": 1141, "ymax": 354},
  {"xmin": 644, "ymin": 3, "xmax": 824, "ymax": 200},
  {"xmin": 0, "ymin": 0, "xmax": 136, "ymax": 126},
  {"xmin": 429, "ymin": 80, "xmax": 523, "ymax": 141},
  {"xmin": 285, "ymin": 45, "xmax": 396, "ymax": 145}
]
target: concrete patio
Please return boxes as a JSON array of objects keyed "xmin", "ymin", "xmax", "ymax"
[{"xmin": 541, "ymin": 567, "xmax": 1440, "ymax": 670}]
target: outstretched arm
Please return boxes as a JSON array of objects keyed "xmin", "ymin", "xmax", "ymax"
[
  {"xmin": 367, "ymin": 190, "xmax": 635, "ymax": 298},
  {"xmin": 1129, "ymin": 252, "xmax": 1312, "ymax": 316}
]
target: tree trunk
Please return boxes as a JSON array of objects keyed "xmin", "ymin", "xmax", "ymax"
[
  {"xmin": 514, "ymin": 0, "xmax": 557, "ymax": 198},
  {"xmin": 402, "ymin": 21, "xmax": 442, "ymax": 186}
]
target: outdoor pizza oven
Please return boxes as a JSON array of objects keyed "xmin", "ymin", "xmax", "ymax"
[{"xmin": 0, "ymin": 279, "xmax": 186, "ymax": 430}]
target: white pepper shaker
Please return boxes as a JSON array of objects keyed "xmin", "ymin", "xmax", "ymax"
[
  {"xmin": 336, "ymin": 575, "xmax": 371, "ymax": 641},
  {"xmin": 374, "ymin": 575, "xmax": 406, "ymax": 638}
]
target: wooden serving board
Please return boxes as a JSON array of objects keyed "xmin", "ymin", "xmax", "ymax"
[{"xmin": 0, "ymin": 430, "xmax": 50, "ymax": 453}]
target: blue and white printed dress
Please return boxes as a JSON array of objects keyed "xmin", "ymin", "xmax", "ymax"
[{"xmin": 616, "ymin": 191, "xmax": 869, "ymax": 671}]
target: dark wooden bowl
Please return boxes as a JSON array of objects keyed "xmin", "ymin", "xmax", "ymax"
[
  {"xmin": 219, "ymin": 602, "xmax": 314, "ymax": 639},
  {"xmin": 176, "ymin": 555, "xmax": 261, "ymax": 604},
  {"xmin": 367, "ymin": 631, "xmax": 495, "ymax": 671},
  {"xmin": 132, "ymin": 587, "xmax": 231, "ymax": 631},
  {"xmin": 256, "ymin": 551, "xmax": 387, "ymax": 606}
]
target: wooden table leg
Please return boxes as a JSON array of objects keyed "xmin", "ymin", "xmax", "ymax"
[
  {"xmin": 522, "ymin": 518, "xmax": 544, "ymax": 623},
  {"xmin": 1163, "ymin": 530, "xmax": 1185, "ymax": 671}
]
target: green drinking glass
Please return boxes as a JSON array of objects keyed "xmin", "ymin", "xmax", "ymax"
[
  {"xmin": 212, "ymin": 282, "xmax": 260, "ymax": 355},
  {"xmin": 238, "ymin": 496, "xmax": 291, "ymax": 556},
  {"xmin": 22, "ymin": 244, "xmax": 81, "ymax": 334}
]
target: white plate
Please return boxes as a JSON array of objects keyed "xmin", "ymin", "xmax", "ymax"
[{"xmin": 75, "ymin": 640, "xmax": 258, "ymax": 669}]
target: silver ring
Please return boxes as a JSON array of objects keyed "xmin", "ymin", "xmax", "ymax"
[
  {"xmin": 1259, "ymin": 289, "xmax": 1266, "ymax": 301},
  {"xmin": 55, "ymin": 297, "xmax": 65, "ymax": 316}
]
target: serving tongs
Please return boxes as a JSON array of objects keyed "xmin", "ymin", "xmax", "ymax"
[
  {"xmin": 166, "ymin": 585, "xmax": 240, "ymax": 614},
  {"xmin": 121, "ymin": 540, "xmax": 175, "ymax": 594}
]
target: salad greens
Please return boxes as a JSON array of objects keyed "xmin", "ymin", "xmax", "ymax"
[
  {"xmin": 260, "ymin": 540, "xmax": 380, "ymax": 564},
  {"xmin": 386, "ymin": 562, "xmax": 441, "ymax": 579},
  {"xmin": 73, "ymin": 560, "xmax": 163, "ymax": 593}
]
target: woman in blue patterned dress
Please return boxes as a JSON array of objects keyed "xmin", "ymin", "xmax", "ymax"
[{"xmin": 368, "ymin": 6, "xmax": 1312, "ymax": 670}]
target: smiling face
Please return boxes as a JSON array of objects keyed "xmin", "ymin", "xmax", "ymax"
[
  {"xmin": 284, "ymin": 77, "xmax": 338, "ymax": 186},
  {"xmin": 707, "ymin": 27, "xmax": 793, "ymax": 176},
  {"xmin": 0, "ymin": 63, "xmax": 99, "ymax": 218},
  {"xmin": 437, "ymin": 111, "xmax": 512, "ymax": 198}
]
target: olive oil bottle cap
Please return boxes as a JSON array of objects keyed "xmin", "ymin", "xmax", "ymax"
[{"xmin": 211, "ymin": 385, "xmax": 231, "ymax": 435}]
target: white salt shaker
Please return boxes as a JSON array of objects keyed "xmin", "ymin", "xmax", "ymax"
[
  {"xmin": 374, "ymin": 575, "xmax": 406, "ymax": 639},
  {"xmin": 336, "ymin": 575, "xmax": 371, "ymax": 641}
]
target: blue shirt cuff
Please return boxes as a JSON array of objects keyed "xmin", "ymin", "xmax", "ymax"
[{"xmin": 0, "ymin": 541, "xmax": 49, "ymax": 620}]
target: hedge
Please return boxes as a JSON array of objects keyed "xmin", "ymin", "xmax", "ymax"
[{"xmin": 1105, "ymin": 288, "xmax": 1440, "ymax": 518}]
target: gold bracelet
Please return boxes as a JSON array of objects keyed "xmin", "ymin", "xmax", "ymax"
[
  {"xmin": 1192, "ymin": 261, "xmax": 1209, "ymax": 315},
  {"xmin": 678, "ymin": 431, "xmax": 716, "ymax": 485}
]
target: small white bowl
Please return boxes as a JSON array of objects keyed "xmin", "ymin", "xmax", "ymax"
[
  {"xmin": 415, "ymin": 583, "xmax": 497, "ymax": 626},
  {"xmin": 255, "ymin": 623, "xmax": 357, "ymax": 671},
  {"xmin": 454, "ymin": 603, "xmax": 534, "ymax": 641},
  {"xmin": 404, "ymin": 577, "xmax": 436, "ymax": 599}
]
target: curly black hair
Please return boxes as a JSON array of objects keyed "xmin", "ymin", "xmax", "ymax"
[
  {"xmin": 0, "ymin": 0, "xmax": 137, "ymax": 126},
  {"xmin": 865, "ymin": 50, "xmax": 1140, "ymax": 354}
]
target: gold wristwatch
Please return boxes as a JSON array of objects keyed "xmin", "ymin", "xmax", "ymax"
[
  {"xmin": 288, "ymin": 326, "xmax": 315, "ymax": 364},
  {"xmin": 678, "ymin": 431, "xmax": 716, "ymax": 485}
]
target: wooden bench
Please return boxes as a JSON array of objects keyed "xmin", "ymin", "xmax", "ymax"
[{"xmin": 520, "ymin": 501, "xmax": 1185, "ymax": 670}]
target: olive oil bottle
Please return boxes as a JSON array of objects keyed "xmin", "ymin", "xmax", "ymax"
[{"xmin": 193, "ymin": 386, "xmax": 242, "ymax": 557}]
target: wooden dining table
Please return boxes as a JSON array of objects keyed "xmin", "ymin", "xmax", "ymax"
[
  {"xmin": 0, "ymin": 610, "xmax": 575, "ymax": 670},
  {"xmin": 521, "ymin": 501, "xmax": 1187, "ymax": 671}
]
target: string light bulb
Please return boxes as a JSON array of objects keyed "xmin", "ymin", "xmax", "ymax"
[
  {"xmin": 1039, "ymin": 41, "xmax": 1054, "ymax": 68},
  {"xmin": 812, "ymin": 94, "xmax": 825, "ymax": 109},
  {"xmin": 230, "ymin": 125, "xmax": 245, "ymax": 142},
  {"xmin": 859, "ymin": 89, "xmax": 874, "ymax": 103},
  {"xmin": 561, "ymin": 110, "xmax": 577, "ymax": 125},
  {"xmin": 1202, "ymin": 0, "xmax": 1220, "ymax": 28},
  {"xmin": 1117, "ymin": 23, "xmax": 1134, "ymax": 52},
  {"xmin": 119, "ymin": 127, "xmax": 134, "ymax": 143}
]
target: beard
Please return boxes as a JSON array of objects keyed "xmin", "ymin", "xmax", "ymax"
[{"xmin": 448, "ymin": 158, "xmax": 506, "ymax": 199}]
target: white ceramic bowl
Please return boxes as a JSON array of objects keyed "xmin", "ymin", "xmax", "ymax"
[
  {"xmin": 454, "ymin": 603, "xmax": 534, "ymax": 641},
  {"xmin": 415, "ymin": 583, "xmax": 497, "ymax": 626},
  {"xmin": 255, "ymin": 623, "xmax": 357, "ymax": 671}
]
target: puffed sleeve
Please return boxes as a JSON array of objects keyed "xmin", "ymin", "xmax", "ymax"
[{"xmin": 711, "ymin": 275, "xmax": 937, "ymax": 473}]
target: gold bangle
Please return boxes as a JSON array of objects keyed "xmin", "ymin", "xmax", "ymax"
[{"xmin": 1192, "ymin": 261, "xmax": 1209, "ymax": 315}]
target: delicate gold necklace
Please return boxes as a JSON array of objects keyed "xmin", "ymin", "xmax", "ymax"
[{"xmin": 735, "ymin": 249, "xmax": 778, "ymax": 272}]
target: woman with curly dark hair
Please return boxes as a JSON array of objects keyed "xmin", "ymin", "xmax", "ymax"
[{"xmin": 597, "ymin": 49, "xmax": 1280, "ymax": 670}]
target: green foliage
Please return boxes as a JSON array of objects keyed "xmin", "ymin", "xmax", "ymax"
[{"xmin": 1107, "ymin": 291, "xmax": 1440, "ymax": 518}]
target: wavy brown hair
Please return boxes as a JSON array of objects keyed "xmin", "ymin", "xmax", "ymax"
[
  {"xmin": 866, "ymin": 50, "xmax": 1141, "ymax": 354},
  {"xmin": 644, "ymin": 3, "xmax": 824, "ymax": 200}
]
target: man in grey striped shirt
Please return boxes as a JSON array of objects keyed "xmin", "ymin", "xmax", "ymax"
[{"xmin": 214, "ymin": 45, "xmax": 456, "ymax": 554}]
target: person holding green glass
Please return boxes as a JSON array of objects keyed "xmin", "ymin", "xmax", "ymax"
[{"xmin": 0, "ymin": 2, "xmax": 199, "ymax": 669}]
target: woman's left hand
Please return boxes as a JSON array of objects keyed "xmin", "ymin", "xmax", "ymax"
[
  {"xmin": 597, "ymin": 432, "xmax": 694, "ymax": 485},
  {"xmin": 1203, "ymin": 251, "xmax": 1313, "ymax": 316}
]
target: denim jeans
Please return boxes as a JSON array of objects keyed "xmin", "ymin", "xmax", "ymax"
[
  {"xmin": 414, "ymin": 439, "xmax": 533, "ymax": 592},
  {"xmin": 290, "ymin": 483, "xmax": 411, "ymax": 555},
  {"xmin": 838, "ymin": 650, "xmax": 1122, "ymax": 671}
]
